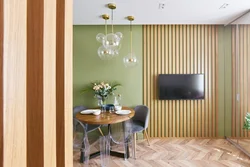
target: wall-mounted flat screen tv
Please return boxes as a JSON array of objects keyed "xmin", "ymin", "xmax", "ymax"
[{"xmin": 158, "ymin": 74, "xmax": 205, "ymax": 100}]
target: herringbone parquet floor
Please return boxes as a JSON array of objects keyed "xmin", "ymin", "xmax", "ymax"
[{"xmin": 73, "ymin": 138, "xmax": 250, "ymax": 167}]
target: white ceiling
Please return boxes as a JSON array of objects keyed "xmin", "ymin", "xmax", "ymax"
[{"xmin": 73, "ymin": 0, "xmax": 250, "ymax": 25}]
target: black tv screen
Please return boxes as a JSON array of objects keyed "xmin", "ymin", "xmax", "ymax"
[{"xmin": 158, "ymin": 74, "xmax": 204, "ymax": 100}]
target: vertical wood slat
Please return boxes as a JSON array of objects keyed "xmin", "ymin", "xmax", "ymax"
[
  {"xmin": 3, "ymin": 0, "xmax": 27, "ymax": 166},
  {"xmin": 64, "ymin": 0, "xmax": 73, "ymax": 164},
  {"xmin": 56, "ymin": 0, "xmax": 66, "ymax": 166},
  {"xmin": 232, "ymin": 25, "xmax": 250, "ymax": 137},
  {"xmin": 43, "ymin": 0, "xmax": 57, "ymax": 166},
  {"xmin": 143, "ymin": 25, "xmax": 218, "ymax": 137},
  {"xmin": 0, "ymin": 0, "xmax": 3, "ymax": 165},
  {"xmin": 27, "ymin": 0, "xmax": 44, "ymax": 166}
]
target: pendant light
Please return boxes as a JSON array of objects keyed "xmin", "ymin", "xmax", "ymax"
[
  {"xmin": 123, "ymin": 16, "xmax": 138, "ymax": 67},
  {"xmin": 102, "ymin": 3, "xmax": 123, "ymax": 51},
  {"xmin": 97, "ymin": 14, "xmax": 118, "ymax": 60}
]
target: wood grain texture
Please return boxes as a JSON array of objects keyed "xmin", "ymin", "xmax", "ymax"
[
  {"xmin": 0, "ymin": 0, "xmax": 3, "ymax": 166},
  {"xmin": 43, "ymin": 0, "xmax": 57, "ymax": 166},
  {"xmin": 143, "ymin": 25, "xmax": 218, "ymax": 137},
  {"xmin": 64, "ymin": 0, "xmax": 73, "ymax": 165},
  {"xmin": 56, "ymin": 0, "xmax": 66, "ymax": 166},
  {"xmin": 27, "ymin": 0, "xmax": 44, "ymax": 166},
  {"xmin": 74, "ymin": 138, "xmax": 250, "ymax": 167},
  {"xmin": 76, "ymin": 107, "xmax": 135, "ymax": 125},
  {"xmin": 3, "ymin": 0, "xmax": 27, "ymax": 166},
  {"xmin": 2, "ymin": 0, "xmax": 73, "ymax": 166},
  {"xmin": 231, "ymin": 25, "xmax": 250, "ymax": 138}
]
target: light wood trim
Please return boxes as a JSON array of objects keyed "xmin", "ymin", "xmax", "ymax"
[
  {"xmin": 143, "ymin": 25, "xmax": 218, "ymax": 137},
  {"xmin": 161, "ymin": 25, "xmax": 165, "ymax": 137},
  {"xmin": 64, "ymin": 0, "xmax": 73, "ymax": 165},
  {"xmin": 43, "ymin": 0, "xmax": 56, "ymax": 166},
  {"xmin": 153, "ymin": 25, "xmax": 157, "ymax": 137},
  {"xmin": 3, "ymin": 0, "xmax": 27, "ymax": 166},
  {"xmin": 0, "ymin": 0, "xmax": 3, "ymax": 165},
  {"xmin": 157, "ymin": 25, "xmax": 161, "ymax": 137}
]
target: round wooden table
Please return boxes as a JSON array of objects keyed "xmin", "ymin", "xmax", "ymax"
[
  {"xmin": 75, "ymin": 106, "xmax": 135, "ymax": 162},
  {"xmin": 76, "ymin": 106, "xmax": 135, "ymax": 125}
]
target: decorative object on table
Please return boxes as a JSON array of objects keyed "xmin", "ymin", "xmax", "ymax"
[
  {"xmin": 81, "ymin": 81, "xmax": 121, "ymax": 105},
  {"xmin": 243, "ymin": 112, "xmax": 250, "ymax": 130},
  {"xmin": 114, "ymin": 105, "xmax": 122, "ymax": 111},
  {"xmin": 123, "ymin": 16, "xmax": 138, "ymax": 67},
  {"xmin": 101, "ymin": 104, "xmax": 115, "ymax": 113}
]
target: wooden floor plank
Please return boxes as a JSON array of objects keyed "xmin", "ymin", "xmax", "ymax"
[{"xmin": 74, "ymin": 138, "xmax": 250, "ymax": 167}]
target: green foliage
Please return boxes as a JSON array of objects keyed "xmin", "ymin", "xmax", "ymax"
[{"xmin": 243, "ymin": 112, "xmax": 250, "ymax": 130}]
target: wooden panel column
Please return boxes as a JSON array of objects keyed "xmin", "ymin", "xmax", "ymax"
[
  {"xmin": 1, "ymin": 0, "xmax": 72, "ymax": 166},
  {"xmin": 143, "ymin": 25, "xmax": 218, "ymax": 137}
]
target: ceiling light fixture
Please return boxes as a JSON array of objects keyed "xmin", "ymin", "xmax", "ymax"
[
  {"xmin": 96, "ymin": 3, "xmax": 123, "ymax": 60},
  {"xmin": 97, "ymin": 14, "xmax": 118, "ymax": 60},
  {"xmin": 123, "ymin": 16, "xmax": 138, "ymax": 67}
]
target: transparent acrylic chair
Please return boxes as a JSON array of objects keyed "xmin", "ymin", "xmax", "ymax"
[
  {"xmin": 108, "ymin": 119, "xmax": 135, "ymax": 160},
  {"xmin": 73, "ymin": 118, "xmax": 90, "ymax": 166}
]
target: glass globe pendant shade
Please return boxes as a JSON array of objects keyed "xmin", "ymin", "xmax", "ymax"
[
  {"xmin": 98, "ymin": 45, "xmax": 118, "ymax": 60},
  {"xmin": 115, "ymin": 32, "xmax": 123, "ymax": 40},
  {"xmin": 102, "ymin": 33, "xmax": 121, "ymax": 50},
  {"xmin": 123, "ymin": 53, "xmax": 138, "ymax": 67},
  {"xmin": 96, "ymin": 33, "xmax": 105, "ymax": 43}
]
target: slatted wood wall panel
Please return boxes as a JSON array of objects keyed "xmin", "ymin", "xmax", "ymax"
[
  {"xmin": 0, "ymin": 0, "xmax": 72, "ymax": 166},
  {"xmin": 232, "ymin": 25, "xmax": 250, "ymax": 138},
  {"xmin": 143, "ymin": 25, "xmax": 218, "ymax": 137}
]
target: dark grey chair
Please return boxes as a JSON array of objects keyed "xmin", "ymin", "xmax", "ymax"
[
  {"xmin": 131, "ymin": 105, "xmax": 150, "ymax": 157},
  {"xmin": 73, "ymin": 105, "xmax": 104, "ymax": 135}
]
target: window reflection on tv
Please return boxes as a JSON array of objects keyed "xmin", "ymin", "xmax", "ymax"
[{"xmin": 158, "ymin": 74, "xmax": 205, "ymax": 100}]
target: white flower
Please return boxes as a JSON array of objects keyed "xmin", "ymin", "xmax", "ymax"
[{"xmin": 93, "ymin": 85, "xmax": 100, "ymax": 90}]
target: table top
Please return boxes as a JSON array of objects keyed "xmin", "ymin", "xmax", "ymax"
[{"xmin": 75, "ymin": 106, "xmax": 135, "ymax": 125}]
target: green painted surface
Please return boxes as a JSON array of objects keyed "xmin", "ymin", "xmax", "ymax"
[
  {"xmin": 217, "ymin": 26, "xmax": 232, "ymax": 137},
  {"xmin": 223, "ymin": 26, "xmax": 233, "ymax": 137},
  {"xmin": 73, "ymin": 25, "xmax": 143, "ymax": 108}
]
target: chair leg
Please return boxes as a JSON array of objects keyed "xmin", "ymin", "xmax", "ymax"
[
  {"xmin": 144, "ymin": 130, "xmax": 150, "ymax": 146},
  {"xmin": 133, "ymin": 133, "xmax": 137, "ymax": 159},
  {"xmin": 98, "ymin": 127, "xmax": 104, "ymax": 136}
]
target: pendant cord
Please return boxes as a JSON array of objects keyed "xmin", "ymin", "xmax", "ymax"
[
  {"xmin": 130, "ymin": 21, "xmax": 133, "ymax": 56},
  {"xmin": 111, "ymin": 9, "xmax": 114, "ymax": 33},
  {"xmin": 105, "ymin": 19, "xmax": 107, "ymax": 35}
]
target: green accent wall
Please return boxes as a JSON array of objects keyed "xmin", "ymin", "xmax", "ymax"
[
  {"xmin": 73, "ymin": 25, "xmax": 143, "ymax": 108},
  {"xmin": 218, "ymin": 25, "xmax": 232, "ymax": 137},
  {"xmin": 73, "ymin": 25, "xmax": 234, "ymax": 138}
]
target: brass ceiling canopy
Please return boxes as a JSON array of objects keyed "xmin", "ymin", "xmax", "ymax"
[
  {"xmin": 108, "ymin": 3, "xmax": 116, "ymax": 10},
  {"xmin": 102, "ymin": 14, "xmax": 109, "ymax": 20},
  {"xmin": 127, "ymin": 16, "xmax": 134, "ymax": 21}
]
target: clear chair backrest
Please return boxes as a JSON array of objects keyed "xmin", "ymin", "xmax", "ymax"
[
  {"xmin": 73, "ymin": 105, "xmax": 88, "ymax": 118},
  {"xmin": 73, "ymin": 118, "xmax": 87, "ymax": 150}
]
